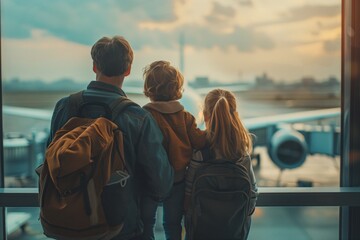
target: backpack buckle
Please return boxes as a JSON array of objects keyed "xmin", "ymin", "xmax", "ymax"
[
  {"xmin": 107, "ymin": 170, "xmax": 130, "ymax": 187},
  {"xmin": 61, "ymin": 189, "xmax": 73, "ymax": 197}
]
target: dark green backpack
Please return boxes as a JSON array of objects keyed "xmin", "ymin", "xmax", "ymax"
[{"xmin": 185, "ymin": 148, "xmax": 252, "ymax": 240}]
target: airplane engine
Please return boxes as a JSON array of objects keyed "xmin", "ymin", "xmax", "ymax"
[{"xmin": 267, "ymin": 128, "xmax": 308, "ymax": 169}]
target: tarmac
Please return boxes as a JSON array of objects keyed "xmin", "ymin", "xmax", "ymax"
[{"xmin": 7, "ymin": 147, "xmax": 340, "ymax": 240}]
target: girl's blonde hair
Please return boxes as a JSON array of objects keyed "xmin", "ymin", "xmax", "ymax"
[
  {"xmin": 143, "ymin": 60, "xmax": 184, "ymax": 101},
  {"xmin": 203, "ymin": 89, "xmax": 253, "ymax": 159}
]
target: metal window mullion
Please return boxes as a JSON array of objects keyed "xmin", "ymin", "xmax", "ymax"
[
  {"xmin": 340, "ymin": 0, "xmax": 360, "ymax": 239},
  {"xmin": 0, "ymin": 0, "xmax": 7, "ymax": 238}
]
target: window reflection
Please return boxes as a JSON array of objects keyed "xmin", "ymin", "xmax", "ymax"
[
  {"xmin": 2, "ymin": 0, "xmax": 341, "ymax": 238},
  {"xmin": 2, "ymin": 0, "xmax": 341, "ymax": 188},
  {"xmin": 250, "ymin": 207, "xmax": 339, "ymax": 240},
  {"xmin": 5, "ymin": 207, "xmax": 339, "ymax": 240}
]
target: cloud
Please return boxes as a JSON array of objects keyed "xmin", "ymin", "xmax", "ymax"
[
  {"xmin": 205, "ymin": 2, "xmax": 236, "ymax": 25},
  {"xmin": 179, "ymin": 25, "xmax": 274, "ymax": 51},
  {"xmin": 317, "ymin": 21, "xmax": 340, "ymax": 31},
  {"xmin": 114, "ymin": 0, "xmax": 178, "ymax": 21},
  {"xmin": 323, "ymin": 37, "xmax": 341, "ymax": 53},
  {"xmin": 252, "ymin": 4, "xmax": 340, "ymax": 27},
  {"xmin": 117, "ymin": 24, "xmax": 275, "ymax": 52},
  {"xmin": 311, "ymin": 21, "xmax": 341, "ymax": 36},
  {"xmin": 1, "ymin": 0, "xmax": 178, "ymax": 45},
  {"xmin": 281, "ymin": 4, "xmax": 340, "ymax": 22},
  {"xmin": 237, "ymin": 0, "xmax": 253, "ymax": 7},
  {"xmin": 1, "ymin": 0, "xmax": 274, "ymax": 52}
]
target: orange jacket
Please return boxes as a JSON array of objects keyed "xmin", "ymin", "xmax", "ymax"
[{"xmin": 144, "ymin": 101, "xmax": 206, "ymax": 182}]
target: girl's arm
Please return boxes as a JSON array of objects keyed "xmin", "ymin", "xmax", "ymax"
[
  {"xmin": 185, "ymin": 112, "xmax": 207, "ymax": 150},
  {"xmin": 239, "ymin": 155, "xmax": 258, "ymax": 215}
]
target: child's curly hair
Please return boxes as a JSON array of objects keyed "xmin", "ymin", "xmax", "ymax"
[{"xmin": 143, "ymin": 60, "xmax": 184, "ymax": 101}]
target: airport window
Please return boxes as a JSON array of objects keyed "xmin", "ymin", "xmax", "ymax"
[
  {"xmin": 2, "ymin": 0, "xmax": 360, "ymax": 239},
  {"xmin": 2, "ymin": 0, "xmax": 342, "ymax": 187}
]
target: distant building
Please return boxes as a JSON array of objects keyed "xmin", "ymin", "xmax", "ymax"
[
  {"xmin": 326, "ymin": 76, "xmax": 340, "ymax": 85},
  {"xmin": 193, "ymin": 76, "xmax": 210, "ymax": 87},
  {"xmin": 301, "ymin": 77, "xmax": 316, "ymax": 86},
  {"xmin": 255, "ymin": 73, "xmax": 273, "ymax": 87}
]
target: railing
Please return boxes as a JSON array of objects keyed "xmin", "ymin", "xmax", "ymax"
[
  {"xmin": 1, "ymin": 187, "xmax": 360, "ymax": 207},
  {"xmin": 3, "ymin": 132, "xmax": 47, "ymax": 181}
]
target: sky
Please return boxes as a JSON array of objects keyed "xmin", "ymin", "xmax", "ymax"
[{"xmin": 1, "ymin": 0, "xmax": 341, "ymax": 84}]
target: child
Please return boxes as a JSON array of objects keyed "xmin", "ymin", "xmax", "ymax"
[
  {"xmin": 184, "ymin": 89, "xmax": 258, "ymax": 240},
  {"xmin": 141, "ymin": 60, "xmax": 206, "ymax": 240}
]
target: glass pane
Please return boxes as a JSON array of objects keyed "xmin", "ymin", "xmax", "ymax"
[
  {"xmin": 6, "ymin": 207, "xmax": 338, "ymax": 240},
  {"xmin": 1, "ymin": 0, "xmax": 341, "ymax": 238},
  {"xmin": 1, "ymin": 0, "xmax": 341, "ymax": 188},
  {"xmin": 250, "ymin": 207, "xmax": 339, "ymax": 240}
]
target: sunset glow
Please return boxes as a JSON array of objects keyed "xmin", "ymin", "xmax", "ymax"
[{"xmin": 1, "ymin": 0, "xmax": 341, "ymax": 83}]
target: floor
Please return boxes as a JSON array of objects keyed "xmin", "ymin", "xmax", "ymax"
[{"xmin": 7, "ymin": 147, "xmax": 340, "ymax": 240}]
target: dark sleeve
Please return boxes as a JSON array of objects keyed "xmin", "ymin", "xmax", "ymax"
[
  {"xmin": 248, "ymin": 161, "xmax": 258, "ymax": 215},
  {"xmin": 136, "ymin": 113, "xmax": 174, "ymax": 200},
  {"xmin": 239, "ymin": 155, "xmax": 258, "ymax": 216},
  {"xmin": 185, "ymin": 112, "xmax": 207, "ymax": 150},
  {"xmin": 47, "ymin": 97, "xmax": 68, "ymax": 146},
  {"xmin": 184, "ymin": 151, "xmax": 203, "ymax": 211},
  {"xmin": 184, "ymin": 160, "xmax": 201, "ymax": 197}
]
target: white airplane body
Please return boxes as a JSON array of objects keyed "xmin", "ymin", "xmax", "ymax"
[
  {"xmin": 2, "ymin": 86, "xmax": 341, "ymax": 234},
  {"xmin": 3, "ymin": 86, "xmax": 340, "ymax": 170}
]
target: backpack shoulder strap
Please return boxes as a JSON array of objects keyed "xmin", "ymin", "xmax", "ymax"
[
  {"xmin": 200, "ymin": 149, "xmax": 228, "ymax": 164},
  {"xmin": 200, "ymin": 147, "xmax": 240, "ymax": 164},
  {"xmin": 109, "ymin": 97, "xmax": 138, "ymax": 121},
  {"xmin": 201, "ymin": 147, "xmax": 211, "ymax": 162},
  {"xmin": 107, "ymin": 97, "xmax": 138, "ymax": 174},
  {"xmin": 68, "ymin": 92, "xmax": 137, "ymax": 120},
  {"xmin": 68, "ymin": 91, "xmax": 84, "ymax": 117}
]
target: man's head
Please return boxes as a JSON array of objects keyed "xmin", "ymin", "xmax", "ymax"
[{"xmin": 91, "ymin": 36, "xmax": 133, "ymax": 77}]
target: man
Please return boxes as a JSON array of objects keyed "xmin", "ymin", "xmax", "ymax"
[{"xmin": 47, "ymin": 36, "xmax": 174, "ymax": 240}]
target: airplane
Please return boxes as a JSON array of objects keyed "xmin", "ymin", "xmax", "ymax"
[
  {"xmin": 244, "ymin": 107, "xmax": 340, "ymax": 170},
  {"xmin": 3, "ymin": 86, "xmax": 341, "ymax": 172},
  {"xmin": 2, "ymin": 86, "xmax": 340, "ymax": 234}
]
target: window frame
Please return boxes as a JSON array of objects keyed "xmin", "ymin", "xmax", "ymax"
[
  {"xmin": 340, "ymin": 0, "xmax": 360, "ymax": 239},
  {"xmin": 1, "ymin": 0, "xmax": 360, "ymax": 239}
]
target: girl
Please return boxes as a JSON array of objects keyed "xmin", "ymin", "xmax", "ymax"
[
  {"xmin": 184, "ymin": 89, "xmax": 258, "ymax": 240},
  {"xmin": 141, "ymin": 60, "xmax": 206, "ymax": 240}
]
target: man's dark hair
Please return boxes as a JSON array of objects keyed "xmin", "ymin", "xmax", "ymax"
[{"xmin": 91, "ymin": 36, "xmax": 133, "ymax": 77}]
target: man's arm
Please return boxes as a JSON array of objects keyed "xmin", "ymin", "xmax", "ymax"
[
  {"xmin": 47, "ymin": 97, "xmax": 68, "ymax": 146},
  {"xmin": 136, "ymin": 113, "xmax": 174, "ymax": 200}
]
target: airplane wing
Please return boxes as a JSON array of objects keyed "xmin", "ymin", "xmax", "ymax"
[
  {"xmin": 244, "ymin": 107, "xmax": 340, "ymax": 130},
  {"xmin": 3, "ymin": 101, "xmax": 341, "ymax": 170},
  {"xmin": 2, "ymin": 85, "xmax": 203, "ymax": 122},
  {"xmin": 3, "ymin": 105, "xmax": 53, "ymax": 121}
]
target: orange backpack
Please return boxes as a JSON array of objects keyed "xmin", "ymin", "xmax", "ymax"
[{"xmin": 36, "ymin": 91, "xmax": 136, "ymax": 240}]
